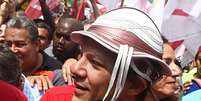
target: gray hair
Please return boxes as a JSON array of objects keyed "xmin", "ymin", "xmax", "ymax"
[{"xmin": 6, "ymin": 16, "xmax": 38, "ymax": 42}]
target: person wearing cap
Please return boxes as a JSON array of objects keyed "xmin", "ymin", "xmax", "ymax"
[{"xmin": 40, "ymin": 8, "xmax": 171, "ymax": 101}]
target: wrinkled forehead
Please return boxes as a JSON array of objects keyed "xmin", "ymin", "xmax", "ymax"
[
  {"xmin": 5, "ymin": 28, "xmax": 32, "ymax": 41},
  {"xmin": 79, "ymin": 36, "xmax": 117, "ymax": 68},
  {"xmin": 5, "ymin": 27, "xmax": 28, "ymax": 35},
  {"xmin": 79, "ymin": 36, "xmax": 114, "ymax": 54}
]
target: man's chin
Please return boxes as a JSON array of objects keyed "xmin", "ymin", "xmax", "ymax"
[
  {"xmin": 71, "ymin": 95, "xmax": 90, "ymax": 101},
  {"xmin": 53, "ymin": 49, "xmax": 63, "ymax": 56}
]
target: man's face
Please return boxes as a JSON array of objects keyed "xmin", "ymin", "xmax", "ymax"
[
  {"xmin": 53, "ymin": 23, "xmax": 78, "ymax": 57},
  {"xmin": 38, "ymin": 28, "xmax": 50, "ymax": 50},
  {"xmin": 70, "ymin": 37, "xmax": 116, "ymax": 101},
  {"xmin": 5, "ymin": 28, "xmax": 39, "ymax": 72},
  {"xmin": 152, "ymin": 44, "xmax": 182, "ymax": 98}
]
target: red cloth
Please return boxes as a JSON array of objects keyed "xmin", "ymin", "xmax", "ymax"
[
  {"xmin": 40, "ymin": 85, "xmax": 75, "ymax": 101},
  {"xmin": 0, "ymin": 80, "xmax": 28, "ymax": 101},
  {"xmin": 25, "ymin": 0, "xmax": 60, "ymax": 19},
  {"xmin": 76, "ymin": 0, "xmax": 86, "ymax": 20}
]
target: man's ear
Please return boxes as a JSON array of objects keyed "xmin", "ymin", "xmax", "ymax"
[
  {"xmin": 127, "ymin": 76, "xmax": 148, "ymax": 95},
  {"xmin": 34, "ymin": 40, "xmax": 40, "ymax": 52}
]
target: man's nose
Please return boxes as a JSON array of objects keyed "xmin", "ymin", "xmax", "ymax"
[
  {"xmin": 70, "ymin": 56, "xmax": 88, "ymax": 81},
  {"xmin": 58, "ymin": 37, "xmax": 65, "ymax": 44},
  {"xmin": 170, "ymin": 62, "xmax": 182, "ymax": 77},
  {"xmin": 10, "ymin": 44, "xmax": 18, "ymax": 53}
]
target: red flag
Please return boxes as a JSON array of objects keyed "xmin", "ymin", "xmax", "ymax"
[
  {"xmin": 69, "ymin": 0, "xmax": 78, "ymax": 18},
  {"xmin": 76, "ymin": 0, "xmax": 86, "ymax": 20},
  {"xmin": 25, "ymin": 0, "xmax": 60, "ymax": 19},
  {"xmin": 98, "ymin": 0, "xmax": 121, "ymax": 11}
]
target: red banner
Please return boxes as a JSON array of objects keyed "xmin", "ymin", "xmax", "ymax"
[{"xmin": 25, "ymin": 0, "xmax": 60, "ymax": 19}]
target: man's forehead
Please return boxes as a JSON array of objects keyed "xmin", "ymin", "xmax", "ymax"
[
  {"xmin": 5, "ymin": 28, "xmax": 30, "ymax": 40},
  {"xmin": 57, "ymin": 22, "xmax": 71, "ymax": 28},
  {"xmin": 56, "ymin": 27, "xmax": 72, "ymax": 35},
  {"xmin": 5, "ymin": 36, "xmax": 29, "ymax": 42},
  {"xmin": 6, "ymin": 27, "xmax": 28, "ymax": 33},
  {"xmin": 6, "ymin": 40, "xmax": 27, "ymax": 43}
]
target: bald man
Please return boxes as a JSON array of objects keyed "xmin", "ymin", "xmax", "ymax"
[{"xmin": 52, "ymin": 17, "xmax": 83, "ymax": 63}]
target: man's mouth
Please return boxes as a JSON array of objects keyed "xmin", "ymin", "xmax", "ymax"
[
  {"xmin": 74, "ymin": 83, "xmax": 89, "ymax": 95},
  {"xmin": 55, "ymin": 45, "xmax": 64, "ymax": 51},
  {"xmin": 16, "ymin": 55, "xmax": 22, "ymax": 59},
  {"xmin": 75, "ymin": 83, "xmax": 89, "ymax": 90},
  {"xmin": 167, "ymin": 80, "xmax": 176, "ymax": 84}
]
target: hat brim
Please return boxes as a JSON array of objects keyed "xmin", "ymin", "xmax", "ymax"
[{"xmin": 71, "ymin": 30, "xmax": 171, "ymax": 77}]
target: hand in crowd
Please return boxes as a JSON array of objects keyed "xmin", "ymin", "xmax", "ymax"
[
  {"xmin": 26, "ymin": 58, "xmax": 77, "ymax": 91},
  {"xmin": 193, "ymin": 78, "xmax": 201, "ymax": 87},
  {"xmin": 182, "ymin": 78, "xmax": 201, "ymax": 93},
  {"xmin": 0, "ymin": 0, "xmax": 16, "ymax": 25},
  {"xmin": 27, "ymin": 75, "xmax": 53, "ymax": 91},
  {"xmin": 0, "ymin": 0, "xmax": 9, "ymax": 24},
  {"xmin": 183, "ymin": 81, "xmax": 192, "ymax": 93},
  {"xmin": 63, "ymin": 0, "xmax": 68, "ymax": 11},
  {"xmin": 62, "ymin": 58, "xmax": 77, "ymax": 85}
]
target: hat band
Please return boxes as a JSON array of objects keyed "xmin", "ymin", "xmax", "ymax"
[{"xmin": 88, "ymin": 25, "xmax": 162, "ymax": 58}]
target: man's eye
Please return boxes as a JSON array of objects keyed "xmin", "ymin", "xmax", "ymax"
[
  {"xmin": 91, "ymin": 59, "xmax": 98, "ymax": 64},
  {"xmin": 39, "ymin": 36, "xmax": 46, "ymax": 40},
  {"xmin": 91, "ymin": 59, "xmax": 103, "ymax": 67},
  {"xmin": 174, "ymin": 59, "xmax": 181, "ymax": 68},
  {"xmin": 15, "ymin": 42, "xmax": 27, "ymax": 48},
  {"xmin": 163, "ymin": 58, "xmax": 172, "ymax": 65},
  {"xmin": 64, "ymin": 36, "xmax": 70, "ymax": 41},
  {"xmin": 0, "ymin": 39, "xmax": 5, "ymax": 44},
  {"xmin": 56, "ymin": 33, "xmax": 62, "ymax": 38}
]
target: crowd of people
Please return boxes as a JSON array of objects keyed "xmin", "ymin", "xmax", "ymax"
[{"xmin": 0, "ymin": 0, "xmax": 200, "ymax": 101}]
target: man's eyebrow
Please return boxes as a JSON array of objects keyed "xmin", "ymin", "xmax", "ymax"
[{"xmin": 6, "ymin": 40, "xmax": 27, "ymax": 42}]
